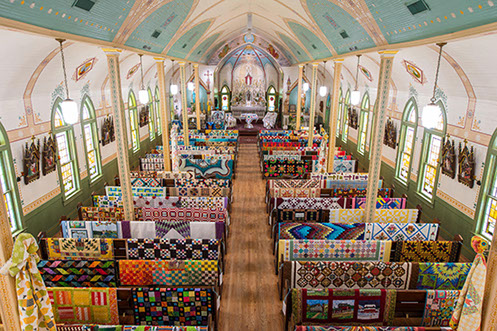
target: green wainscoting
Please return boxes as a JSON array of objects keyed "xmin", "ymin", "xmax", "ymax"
[
  {"xmin": 337, "ymin": 138, "xmax": 475, "ymax": 260},
  {"xmin": 23, "ymin": 134, "xmax": 161, "ymax": 238}
]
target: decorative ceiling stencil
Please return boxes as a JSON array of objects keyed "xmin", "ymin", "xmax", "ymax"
[
  {"xmin": 0, "ymin": 0, "xmax": 135, "ymax": 42},
  {"xmin": 278, "ymin": 33, "xmax": 311, "ymax": 63},
  {"xmin": 188, "ymin": 33, "xmax": 221, "ymax": 62},
  {"xmin": 124, "ymin": 0, "xmax": 194, "ymax": 53},
  {"xmin": 365, "ymin": 0, "xmax": 497, "ymax": 44},
  {"xmin": 287, "ymin": 21, "xmax": 332, "ymax": 59},
  {"xmin": 167, "ymin": 20, "xmax": 212, "ymax": 59},
  {"xmin": 306, "ymin": 0, "xmax": 376, "ymax": 54}
]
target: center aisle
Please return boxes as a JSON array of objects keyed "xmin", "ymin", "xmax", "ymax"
[{"xmin": 220, "ymin": 142, "xmax": 284, "ymax": 330}]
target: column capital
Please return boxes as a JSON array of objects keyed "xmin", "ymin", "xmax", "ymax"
[
  {"xmin": 193, "ymin": 63, "xmax": 199, "ymax": 68},
  {"xmin": 153, "ymin": 57, "xmax": 165, "ymax": 62},
  {"xmin": 298, "ymin": 64, "xmax": 305, "ymax": 68},
  {"xmin": 101, "ymin": 47, "xmax": 123, "ymax": 55},
  {"xmin": 178, "ymin": 61, "xmax": 187, "ymax": 66},
  {"xmin": 378, "ymin": 50, "xmax": 399, "ymax": 58},
  {"xmin": 333, "ymin": 58, "xmax": 345, "ymax": 63},
  {"xmin": 311, "ymin": 62, "xmax": 320, "ymax": 67}
]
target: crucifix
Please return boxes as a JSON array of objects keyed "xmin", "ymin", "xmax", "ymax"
[{"xmin": 203, "ymin": 70, "xmax": 213, "ymax": 92}]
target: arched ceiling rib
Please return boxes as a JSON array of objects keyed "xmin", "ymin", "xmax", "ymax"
[{"xmin": 1, "ymin": 0, "xmax": 497, "ymax": 64}]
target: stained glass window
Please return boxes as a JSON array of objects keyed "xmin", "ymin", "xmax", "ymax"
[
  {"xmin": 395, "ymin": 98, "xmax": 418, "ymax": 185},
  {"xmin": 0, "ymin": 124, "xmax": 22, "ymax": 233},
  {"xmin": 267, "ymin": 86, "xmax": 276, "ymax": 112},
  {"xmin": 336, "ymin": 88, "xmax": 342, "ymax": 138},
  {"xmin": 129, "ymin": 91, "xmax": 140, "ymax": 152},
  {"xmin": 357, "ymin": 94, "xmax": 370, "ymax": 155},
  {"xmin": 417, "ymin": 101, "xmax": 445, "ymax": 202},
  {"xmin": 148, "ymin": 88, "xmax": 155, "ymax": 141},
  {"xmin": 155, "ymin": 86, "xmax": 162, "ymax": 136},
  {"xmin": 221, "ymin": 85, "xmax": 230, "ymax": 111},
  {"xmin": 342, "ymin": 89, "xmax": 350, "ymax": 143},
  {"xmin": 81, "ymin": 96, "xmax": 102, "ymax": 183},
  {"xmin": 53, "ymin": 101, "xmax": 80, "ymax": 199}
]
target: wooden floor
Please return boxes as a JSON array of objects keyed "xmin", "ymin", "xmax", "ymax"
[{"xmin": 219, "ymin": 143, "xmax": 285, "ymax": 330}]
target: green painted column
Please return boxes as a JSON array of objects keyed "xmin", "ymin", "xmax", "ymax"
[
  {"xmin": 179, "ymin": 62, "xmax": 189, "ymax": 146},
  {"xmin": 365, "ymin": 51, "xmax": 397, "ymax": 222},
  {"xmin": 154, "ymin": 58, "xmax": 171, "ymax": 171},
  {"xmin": 327, "ymin": 59, "xmax": 344, "ymax": 172},
  {"xmin": 308, "ymin": 63, "xmax": 319, "ymax": 147},
  {"xmin": 103, "ymin": 48, "xmax": 135, "ymax": 221}
]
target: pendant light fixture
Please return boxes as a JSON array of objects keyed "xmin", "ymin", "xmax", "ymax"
[
  {"xmin": 138, "ymin": 54, "xmax": 149, "ymax": 104},
  {"xmin": 422, "ymin": 42, "xmax": 447, "ymax": 129},
  {"xmin": 350, "ymin": 54, "xmax": 361, "ymax": 106},
  {"xmin": 319, "ymin": 61, "xmax": 328, "ymax": 97},
  {"xmin": 170, "ymin": 60, "xmax": 179, "ymax": 96},
  {"xmin": 56, "ymin": 38, "xmax": 78, "ymax": 125}
]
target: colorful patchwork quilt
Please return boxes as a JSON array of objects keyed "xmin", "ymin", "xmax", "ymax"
[
  {"xmin": 279, "ymin": 223, "xmax": 366, "ymax": 240},
  {"xmin": 333, "ymin": 160, "xmax": 356, "ymax": 173},
  {"xmin": 288, "ymin": 261, "xmax": 412, "ymax": 290},
  {"xmin": 131, "ymin": 178, "xmax": 162, "ymax": 187},
  {"xmin": 328, "ymin": 209, "xmax": 419, "ymax": 223},
  {"xmin": 351, "ymin": 198, "xmax": 407, "ymax": 210},
  {"xmin": 80, "ymin": 207, "xmax": 143, "ymax": 222},
  {"xmin": 125, "ymin": 239, "xmax": 220, "ymax": 260},
  {"xmin": 93, "ymin": 195, "xmax": 123, "ymax": 208},
  {"xmin": 310, "ymin": 173, "xmax": 369, "ymax": 181},
  {"xmin": 414, "ymin": 263, "xmax": 471, "ymax": 290},
  {"xmin": 174, "ymin": 178, "xmax": 230, "ymax": 188},
  {"xmin": 178, "ymin": 159, "xmax": 233, "ymax": 179},
  {"xmin": 271, "ymin": 198, "xmax": 348, "ymax": 212},
  {"xmin": 133, "ymin": 196, "xmax": 182, "ymax": 208},
  {"xmin": 291, "ymin": 288, "xmax": 395, "ymax": 325},
  {"xmin": 278, "ymin": 240, "xmax": 392, "ymax": 264},
  {"xmin": 48, "ymin": 287, "xmax": 119, "ymax": 324},
  {"xmin": 105, "ymin": 186, "xmax": 166, "ymax": 198},
  {"xmin": 268, "ymin": 179, "xmax": 321, "ymax": 189},
  {"xmin": 422, "ymin": 290, "xmax": 460, "ymax": 326},
  {"xmin": 323, "ymin": 180, "xmax": 369, "ymax": 190},
  {"xmin": 62, "ymin": 221, "xmax": 120, "ymax": 239},
  {"xmin": 142, "ymin": 207, "xmax": 228, "ymax": 222},
  {"xmin": 157, "ymin": 171, "xmax": 195, "ymax": 180},
  {"xmin": 263, "ymin": 159, "xmax": 312, "ymax": 178},
  {"xmin": 46, "ymin": 238, "xmax": 114, "ymax": 260},
  {"xmin": 119, "ymin": 260, "xmax": 218, "ymax": 286},
  {"xmin": 132, "ymin": 288, "xmax": 213, "ymax": 326},
  {"xmin": 394, "ymin": 241, "xmax": 461, "ymax": 262},
  {"xmin": 168, "ymin": 187, "xmax": 230, "ymax": 197},
  {"xmin": 364, "ymin": 223, "xmax": 439, "ymax": 241},
  {"xmin": 38, "ymin": 260, "xmax": 116, "ymax": 287}
]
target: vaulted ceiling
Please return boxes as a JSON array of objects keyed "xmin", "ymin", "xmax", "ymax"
[{"xmin": 1, "ymin": 0, "xmax": 497, "ymax": 66}]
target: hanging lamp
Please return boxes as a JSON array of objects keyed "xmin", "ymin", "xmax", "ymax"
[
  {"xmin": 170, "ymin": 60, "xmax": 179, "ymax": 96},
  {"xmin": 56, "ymin": 38, "xmax": 78, "ymax": 125},
  {"xmin": 422, "ymin": 42, "xmax": 447, "ymax": 129},
  {"xmin": 350, "ymin": 55, "xmax": 361, "ymax": 106},
  {"xmin": 138, "ymin": 54, "xmax": 149, "ymax": 104}
]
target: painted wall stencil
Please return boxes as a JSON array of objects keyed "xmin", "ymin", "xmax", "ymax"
[
  {"xmin": 359, "ymin": 65, "xmax": 373, "ymax": 82},
  {"xmin": 23, "ymin": 136, "xmax": 40, "ymax": 184},
  {"xmin": 127, "ymin": 63, "xmax": 140, "ymax": 80},
  {"xmin": 441, "ymin": 136, "xmax": 456, "ymax": 179},
  {"xmin": 403, "ymin": 60, "xmax": 426, "ymax": 84},
  {"xmin": 383, "ymin": 118, "xmax": 397, "ymax": 149},
  {"xmin": 42, "ymin": 133, "xmax": 57, "ymax": 176},
  {"xmin": 73, "ymin": 57, "xmax": 97, "ymax": 82},
  {"xmin": 458, "ymin": 140, "xmax": 475, "ymax": 188},
  {"xmin": 101, "ymin": 116, "xmax": 115, "ymax": 146}
]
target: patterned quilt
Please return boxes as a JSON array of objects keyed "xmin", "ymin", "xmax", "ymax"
[
  {"xmin": 394, "ymin": 241, "xmax": 462, "ymax": 262},
  {"xmin": 46, "ymin": 238, "xmax": 114, "ymax": 260},
  {"xmin": 351, "ymin": 198, "xmax": 407, "ymax": 210},
  {"xmin": 329, "ymin": 209, "xmax": 419, "ymax": 223},
  {"xmin": 125, "ymin": 239, "xmax": 220, "ymax": 260},
  {"xmin": 39, "ymin": 260, "xmax": 116, "ymax": 287}
]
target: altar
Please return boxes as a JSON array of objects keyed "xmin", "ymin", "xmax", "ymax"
[{"xmin": 232, "ymin": 106, "xmax": 265, "ymax": 119}]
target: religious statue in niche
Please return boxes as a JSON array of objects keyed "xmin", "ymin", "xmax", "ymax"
[
  {"xmin": 319, "ymin": 101, "xmax": 324, "ymax": 115},
  {"xmin": 441, "ymin": 136, "xmax": 456, "ymax": 179},
  {"xmin": 348, "ymin": 106, "xmax": 358, "ymax": 129},
  {"xmin": 383, "ymin": 118, "xmax": 397, "ymax": 149},
  {"xmin": 101, "ymin": 116, "xmax": 115, "ymax": 146},
  {"xmin": 42, "ymin": 133, "xmax": 57, "ymax": 176},
  {"xmin": 23, "ymin": 136, "xmax": 40, "ymax": 185},
  {"xmin": 139, "ymin": 105, "xmax": 149, "ymax": 128},
  {"xmin": 458, "ymin": 139, "xmax": 475, "ymax": 188}
]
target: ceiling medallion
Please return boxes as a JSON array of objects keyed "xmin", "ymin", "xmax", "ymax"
[{"xmin": 244, "ymin": 33, "xmax": 255, "ymax": 44}]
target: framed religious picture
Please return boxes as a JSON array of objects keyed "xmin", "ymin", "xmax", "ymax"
[
  {"xmin": 383, "ymin": 118, "xmax": 397, "ymax": 149},
  {"xmin": 289, "ymin": 104, "xmax": 297, "ymax": 114},
  {"xmin": 42, "ymin": 133, "xmax": 57, "ymax": 176},
  {"xmin": 23, "ymin": 136, "xmax": 40, "ymax": 185},
  {"xmin": 101, "ymin": 116, "xmax": 115, "ymax": 146},
  {"xmin": 348, "ymin": 107, "xmax": 359, "ymax": 129},
  {"xmin": 139, "ymin": 105, "xmax": 149, "ymax": 127},
  {"xmin": 458, "ymin": 140, "xmax": 475, "ymax": 188},
  {"xmin": 441, "ymin": 136, "xmax": 456, "ymax": 179}
]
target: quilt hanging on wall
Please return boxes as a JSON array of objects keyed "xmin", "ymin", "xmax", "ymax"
[
  {"xmin": 132, "ymin": 288, "xmax": 213, "ymax": 326},
  {"xmin": 38, "ymin": 260, "xmax": 117, "ymax": 287},
  {"xmin": 48, "ymin": 287, "xmax": 119, "ymax": 324},
  {"xmin": 125, "ymin": 239, "xmax": 220, "ymax": 260}
]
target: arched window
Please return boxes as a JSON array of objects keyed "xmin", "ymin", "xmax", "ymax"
[
  {"xmin": 476, "ymin": 129, "xmax": 497, "ymax": 239},
  {"xmin": 52, "ymin": 99, "xmax": 81, "ymax": 199},
  {"xmin": 147, "ymin": 87, "xmax": 155, "ymax": 141},
  {"xmin": 81, "ymin": 96, "xmax": 102, "ymax": 183},
  {"xmin": 417, "ymin": 101, "xmax": 446, "ymax": 201},
  {"xmin": 128, "ymin": 91, "xmax": 140, "ymax": 152},
  {"xmin": 220, "ymin": 85, "xmax": 231, "ymax": 111},
  {"xmin": 0, "ymin": 123, "xmax": 23, "ymax": 233},
  {"xmin": 336, "ymin": 88, "xmax": 343, "ymax": 138},
  {"xmin": 341, "ymin": 89, "xmax": 351, "ymax": 143},
  {"xmin": 155, "ymin": 86, "xmax": 162, "ymax": 136},
  {"xmin": 357, "ymin": 93, "xmax": 370, "ymax": 155},
  {"xmin": 395, "ymin": 98, "xmax": 418, "ymax": 185}
]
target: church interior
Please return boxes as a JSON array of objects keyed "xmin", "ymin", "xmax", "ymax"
[{"xmin": 0, "ymin": 0, "xmax": 497, "ymax": 330}]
